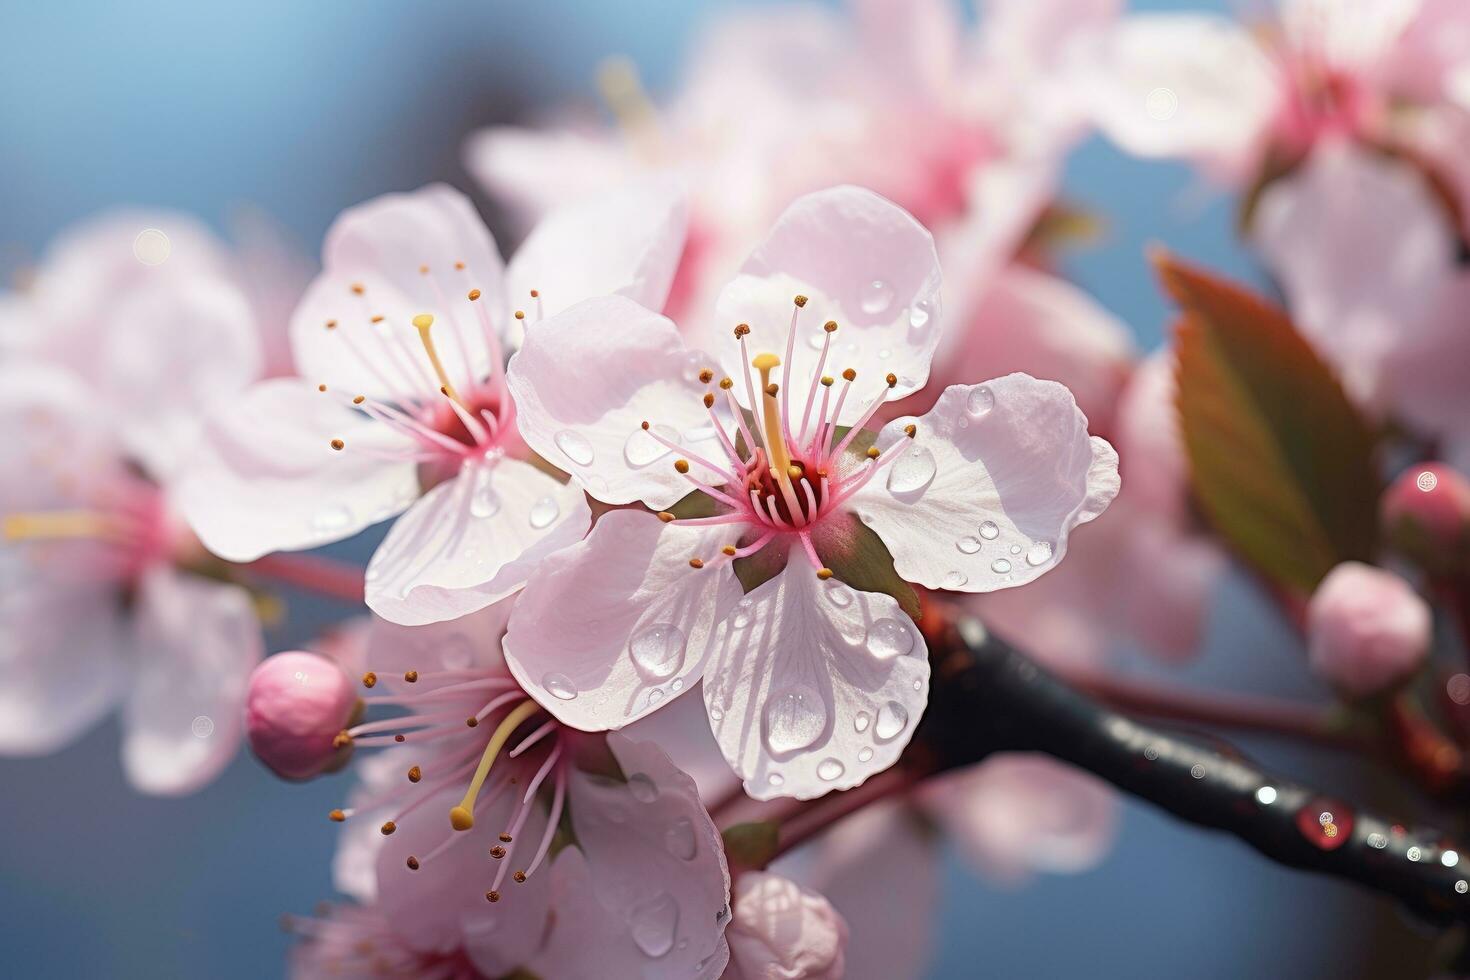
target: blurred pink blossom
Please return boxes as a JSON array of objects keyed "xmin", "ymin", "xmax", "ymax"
[
  {"xmin": 1307, "ymin": 561, "xmax": 1432, "ymax": 697},
  {"xmin": 725, "ymin": 872, "xmax": 849, "ymax": 980}
]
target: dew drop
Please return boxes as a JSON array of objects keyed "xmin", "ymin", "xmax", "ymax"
[
  {"xmin": 628, "ymin": 773, "xmax": 659, "ymax": 803},
  {"xmin": 763, "ymin": 685, "xmax": 828, "ymax": 755},
  {"xmin": 966, "ymin": 385, "xmax": 995, "ymax": 418},
  {"xmin": 629, "ymin": 623, "xmax": 686, "ymax": 682},
  {"xmin": 866, "ymin": 618, "xmax": 914, "ymax": 660},
  {"xmin": 886, "ymin": 445, "xmax": 936, "ymax": 494},
  {"xmin": 817, "ymin": 758, "xmax": 845, "ymax": 781},
  {"xmin": 854, "ymin": 712, "xmax": 870, "ymax": 733},
  {"xmin": 942, "ymin": 570, "xmax": 968, "ymax": 589},
  {"xmin": 555, "ymin": 429, "xmax": 594, "ymax": 467},
  {"xmin": 731, "ymin": 601, "xmax": 753, "ymax": 629},
  {"xmin": 861, "ymin": 279, "xmax": 894, "ymax": 316},
  {"xmin": 671, "ymin": 677, "xmax": 683, "ymax": 692},
  {"xmin": 909, "ymin": 301, "xmax": 932, "ymax": 333},
  {"xmin": 624, "ymin": 425, "xmax": 678, "ymax": 467},
  {"xmin": 956, "ymin": 536, "xmax": 981, "ymax": 554},
  {"xmin": 857, "ymin": 746, "xmax": 874, "ymax": 762},
  {"xmin": 664, "ymin": 818, "xmax": 697, "ymax": 861},
  {"xmin": 874, "ymin": 701, "xmax": 909, "ymax": 742},
  {"xmin": 990, "ymin": 558, "xmax": 1012, "ymax": 574},
  {"xmin": 825, "ymin": 581, "xmax": 854, "ymax": 607},
  {"xmin": 543, "ymin": 673, "xmax": 577, "ymax": 700},
  {"xmin": 649, "ymin": 689, "xmax": 664, "ymax": 704},
  {"xmin": 1026, "ymin": 541, "xmax": 1053, "ymax": 566},
  {"xmin": 768, "ymin": 773, "xmax": 785, "ymax": 787},
  {"xmin": 877, "ymin": 348, "xmax": 891, "ymax": 360},
  {"xmin": 1009, "ymin": 544, "xmax": 1021, "ymax": 555},
  {"xmin": 313, "ymin": 504, "xmax": 353, "ymax": 534},
  {"xmin": 469, "ymin": 467, "xmax": 500, "ymax": 518},
  {"xmin": 978, "ymin": 521, "xmax": 999, "ymax": 540},
  {"xmin": 629, "ymin": 892, "xmax": 679, "ymax": 958},
  {"xmin": 709, "ymin": 705, "xmax": 725, "ymax": 722},
  {"xmin": 528, "ymin": 496, "xmax": 560, "ymax": 529}
]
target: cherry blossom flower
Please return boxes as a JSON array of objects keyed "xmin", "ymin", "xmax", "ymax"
[
  {"xmin": 1086, "ymin": 0, "xmax": 1470, "ymax": 186},
  {"xmin": 261, "ymin": 602, "xmax": 731, "ymax": 978},
  {"xmin": 0, "ymin": 211, "xmax": 272, "ymax": 793},
  {"xmin": 501, "ymin": 186, "xmax": 1119, "ymax": 801},
  {"xmin": 179, "ymin": 181, "xmax": 687, "ymax": 626},
  {"xmin": 285, "ymin": 902, "xmax": 480, "ymax": 980},
  {"xmin": 1307, "ymin": 561, "xmax": 1432, "ymax": 698},
  {"xmin": 724, "ymin": 872, "xmax": 848, "ymax": 980}
]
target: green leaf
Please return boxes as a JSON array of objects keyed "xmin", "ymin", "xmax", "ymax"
[
  {"xmin": 722, "ymin": 821, "xmax": 779, "ymax": 870},
  {"xmin": 1158, "ymin": 253, "xmax": 1380, "ymax": 595}
]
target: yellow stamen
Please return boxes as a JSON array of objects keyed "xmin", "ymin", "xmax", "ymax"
[
  {"xmin": 2, "ymin": 510, "xmax": 113, "ymax": 542},
  {"xmin": 412, "ymin": 313, "xmax": 472, "ymax": 414},
  {"xmin": 597, "ymin": 56, "xmax": 656, "ymax": 138},
  {"xmin": 752, "ymin": 352, "xmax": 796, "ymax": 502},
  {"xmin": 448, "ymin": 699, "xmax": 542, "ymax": 832}
]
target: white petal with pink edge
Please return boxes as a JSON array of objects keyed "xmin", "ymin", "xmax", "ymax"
[
  {"xmin": 506, "ymin": 295, "xmax": 728, "ymax": 509},
  {"xmin": 120, "ymin": 568, "xmax": 263, "ymax": 795},
  {"xmin": 704, "ymin": 563, "xmax": 930, "ymax": 801},
  {"xmin": 712, "ymin": 186, "xmax": 943, "ymax": 414},
  {"xmin": 178, "ymin": 378, "xmax": 421, "ymax": 562},
  {"xmin": 365, "ymin": 457, "xmax": 590, "ymax": 626},
  {"xmin": 504, "ymin": 509, "xmax": 743, "ymax": 731},
  {"xmin": 851, "ymin": 374, "xmax": 1119, "ymax": 593}
]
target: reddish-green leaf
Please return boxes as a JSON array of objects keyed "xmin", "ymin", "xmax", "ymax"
[{"xmin": 1157, "ymin": 252, "xmax": 1379, "ymax": 595}]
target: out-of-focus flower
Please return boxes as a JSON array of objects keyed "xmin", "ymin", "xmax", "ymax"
[
  {"xmin": 725, "ymin": 872, "xmax": 848, "ymax": 980},
  {"xmin": 179, "ymin": 181, "xmax": 687, "ymax": 626},
  {"xmin": 285, "ymin": 901, "xmax": 480, "ymax": 980},
  {"xmin": 0, "ymin": 212, "xmax": 275, "ymax": 794},
  {"xmin": 263, "ymin": 603, "xmax": 732, "ymax": 978},
  {"xmin": 1086, "ymin": 0, "xmax": 1470, "ymax": 187},
  {"xmin": 1253, "ymin": 141, "xmax": 1470, "ymax": 467},
  {"xmin": 1307, "ymin": 561, "xmax": 1432, "ymax": 697},
  {"xmin": 1383, "ymin": 463, "xmax": 1470, "ymax": 575},
  {"xmin": 502, "ymin": 186, "xmax": 1118, "ymax": 801},
  {"xmin": 246, "ymin": 651, "xmax": 358, "ymax": 780}
]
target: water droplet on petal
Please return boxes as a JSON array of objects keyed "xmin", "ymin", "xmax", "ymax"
[
  {"xmin": 763, "ymin": 685, "xmax": 828, "ymax": 755},
  {"xmin": 629, "ymin": 892, "xmax": 679, "ymax": 958},
  {"xmin": 990, "ymin": 558, "xmax": 1012, "ymax": 574},
  {"xmin": 942, "ymin": 570, "xmax": 968, "ymax": 589},
  {"xmin": 909, "ymin": 301, "xmax": 932, "ymax": 333},
  {"xmin": 731, "ymin": 601, "xmax": 753, "ymax": 629},
  {"xmin": 886, "ymin": 445, "xmax": 936, "ymax": 494},
  {"xmin": 817, "ymin": 758, "xmax": 845, "ymax": 781},
  {"xmin": 857, "ymin": 746, "xmax": 874, "ymax": 762},
  {"xmin": 956, "ymin": 536, "xmax": 981, "ymax": 554},
  {"xmin": 664, "ymin": 817, "xmax": 697, "ymax": 860},
  {"xmin": 624, "ymin": 425, "xmax": 678, "ymax": 467},
  {"xmin": 628, "ymin": 773, "xmax": 658, "ymax": 803},
  {"xmin": 313, "ymin": 504, "xmax": 353, "ymax": 534},
  {"xmin": 825, "ymin": 581, "xmax": 854, "ymax": 607},
  {"xmin": 469, "ymin": 466, "xmax": 500, "ymax": 518},
  {"xmin": 854, "ymin": 712, "xmax": 870, "ymax": 733},
  {"xmin": 966, "ymin": 385, "xmax": 995, "ymax": 418},
  {"xmin": 768, "ymin": 773, "xmax": 784, "ymax": 787},
  {"xmin": 555, "ymin": 429, "xmax": 594, "ymax": 467},
  {"xmin": 874, "ymin": 701, "xmax": 909, "ymax": 742},
  {"xmin": 543, "ymin": 673, "xmax": 577, "ymax": 700},
  {"xmin": 528, "ymin": 496, "xmax": 560, "ymax": 529},
  {"xmin": 1026, "ymin": 541, "xmax": 1053, "ymax": 566},
  {"xmin": 807, "ymin": 332, "xmax": 826, "ymax": 351},
  {"xmin": 861, "ymin": 279, "xmax": 894, "ymax": 315},
  {"xmin": 866, "ymin": 618, "xmax": 914, "ymax": 660},
  {"xmin": 978, "ymin": 521, "xmax": 1000, "ymax": 540},
  {"xmin": 709, "ymin": 705, "xmax": 724, "ymax": 721},
  {"xmin": 877, "ymin": 348, "xmax": 891, "ymax": 360},
  {"xmin": 629, "ymin": 623, "xmax": 686, "ymax": 682}
]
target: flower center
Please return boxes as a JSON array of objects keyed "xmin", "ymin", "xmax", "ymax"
[
  {"xmin": 647, "ymin": 295, "xmax": 916, "ymax": 579},
  {"xmin": 327, "ymin": 663, "xmax": 563, "ymax": 906},
  {"xmin": 2, "ymin": 472, "xmax": 181, "ymax": 583}
]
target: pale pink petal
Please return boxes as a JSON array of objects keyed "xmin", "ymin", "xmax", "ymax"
[
  {"xmin": 121, "ymin": 569, "xmax": 263, "ymax": 795},
  {"xmin": 229, "ymin": 207, "xmax": 316, "ymax": 378},
  {"xmin": 366, "ymin": 596, "xmax": 515, "ymax": 679},
  {"xmin": 330, "ymin": 749, "xmax": 407, "ymax": 903},
  {"xmin": 1112, "ymin": 349, "xmax": 1188, "ymax": 522},
  {"xmin": 178, "ymin": 378, "xmax": 421, "ymax": 561},
  {"xmin": 1385, "ymin": 0, "xmax": 1470, "ymax": 102},
  {"xmin": 97, "ymin": 275, "xmax": 263, "ymax": 480},
  {"xmin": 1307, "ymin": 561, "xmax": 1432, "ymax": 697},
  {"xmin": 290, "ymin": 185, "xmax": 506, "ymax": 399},
  {"xmin": 550, "ymin": 734, "xmax": 731, "ymax": 978},
  {"xmin": 464, "ymin": 124, "xmax": 637, "ymax": 229},
  {"xmin": 851, "ymin": 0, "xmax": 960, "ymax": 99},
  {"xmin": 505, "ymin": 179, "xmax": 688, "ymax": 333},
  {"xmin": 378, "ymin": 778, "xmax": 554, "ymax": 974},
  {"xmin": 1281, "ymin": 0, "xmax": 1422, "ymax": 77},
  {"xmin": 1087, "ymin": 14, "xmax": 1280, "ymax": 181},
  {"xmin": 921, "ymin": 753, "xmax": 1117, "ymax": 884},
  {"xmin": 504, "ymin": 509, "xmax": 743, "ymax": 731},
  {"xmin": 0, "ymin": 575, "xmax": 124, "ymax": 756},
  {"xmin": 704, "ymin": 563, "xmax": 930, "ymax": 801},
  {"xmin": 713, "ymin": 186, "xmax": 944, "ymax": 414},
  {"xmin": 937, "ymin": 266, "xmax": 1135, "ymax": 433},
  {"xmin": 623, "ymin": 679, "xmax": 740, "ymax": 803},
  {"xmin": 775, "ymin": 801, "xmax": 937, "ymax": 980},
  {"xmin": 1253, "ymin": 140, "xmax": 1456, "ymax": 406},
  {"xmin": 365, "ymin": 457, "xmax": 590, "ymax": 627},
  {"xmin": 725, "ymin": 872, "xmax": 847, "ymax": 980},
  {"xmin": 851, "ymin": 374, "xmax": 1119, "ymax": 593},
  {"xmin": 506, "ymin": 295, "xmax": 727, "ymax": 509}
]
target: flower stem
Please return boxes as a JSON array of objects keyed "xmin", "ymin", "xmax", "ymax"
[{"xmin": 244, "ymin": 552, "xmax": 365, "ymax": 604}]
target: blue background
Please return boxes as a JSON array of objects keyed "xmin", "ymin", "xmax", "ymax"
[{"xmin": 0, "ymin": 1, "xmax": 1434, "ymax": 976}]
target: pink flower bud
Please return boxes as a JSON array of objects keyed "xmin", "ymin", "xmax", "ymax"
[
  {"xmin": 246, "ymin": 652, "xmax": 358, "ymax": 780},
  {"xmin": 725, "ymin": 872, "xmax": 847, "ymax": 980},
  {"xmin": 1307, "ymin": 562, "xmax": 1431, "ymax": 698},
  {"xmin": 1382, "ymin": 464, "xmax": 1470, "ymax": 575}
]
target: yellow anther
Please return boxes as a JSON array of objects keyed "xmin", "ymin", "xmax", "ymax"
[
  {"xmin": 2, "ymin": 511, "xmax": 112, "ymax": 542},
  {"xmin": 866, "ymin": 446, "xmax": 880, "ymax": 459},
  {"xmin": 816, "ymin": 568, "xmax": 834, "ymax": 580},
  {"xmin": 793, "ymin": 295, "xmax": 808, "ymax": 308},
  {"xmin": 674, "ymin": 459, "xmax": 690, "ymax": 474},
  {"xmin": 719, "ymin": 377, "xmax": 734, "ymax": 390},
  {"xmin": 821, "ymin": 376, "xmax": 834, "ymax": 387},
  {"xmin": 698, "ymin": 368, "xmax": 714, "ymax": 384},
  {"xmin": 787, "ymin": 464, "xmax": 803, "ymax": 479},
  {"xmin": 468, "ymin": 288, "xmax": 482, "ymax": 301},
  {"xmin": 689, "ymin": 557, "xmax": 705, "ymax": 569},
  {"xmin": 903, "ymin": 424, "xmax": 917, "ymax": 438},
  {"xmin": 514, "ymin": 310, "xmax": 526, "ymax": 320},
  {"xmin": 722, "ymin": 545, "xmax": 737, "ymax": 556},
  {"xmin": 656, "ymin": 512, "xmax": 676, "ymax": 523},
  {"xmin": 353, "ymin": 395, "xmax": 366, "ymax": 405},
  {"xmin": 370, "ymin": 315, "xmax": 385, "ymax": 324},
  {"xmin": 361, "ymin": 672, "xmax": 377, "ymax": 689},
  {"xmin": 885, "ymin": 373, "xmax": 898, "ymax": 388},
  {"xmin": 330, "ymin": 439, "xmax": 345, "ymax": 451},
  {"xmin": 842, "ymin": 368, "xmax": 856, "ymax": 382},
  {"xmin": 703, "ymin": 393, "xmax": 715, "ymax": 408},
  {"xmin": 823, "ymin": 320, "xmax": 838, "ymax": 333},
  {"xmin": 449, "ymin": 699, "xmax": 542, "ymax": 832},
  {"xmin": 318, "ymin": 383, "xmax": 327, "ymax": 392}
]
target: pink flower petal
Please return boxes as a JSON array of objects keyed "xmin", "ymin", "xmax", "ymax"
[
  {"xmin": 178, "ymin": 378, "xmax": 421, "ymax": 562},
  {"xmin": 506, "ymin": 295, "xmax": 725, "ymax": 509},
  {"xmin": 725, "ymin": 871, "xmax": 848, "ymax": 980},
  {"xmin": 852, "ymin": 374, "xmax": 1119, "ymax": 593},
  {"xmin": 366, "ymin": 596, "xmax": 515, "ymax": 679},
  {"xmin": 704, "ymin": 562, "xmax": 930, "ymax": 801},
  {"xmin": 365, "ymin": 458, "xmax": 590, "ymax": 627},
  {"xmin": 121, "ymin": 569, "xmax": 263, "ymax": 795},
  {"xmin": 504, "ymin": 509, "xmax": 743, "ymax": 731},
  {"xmin": 713, "ymin": 186, "xmax": 943, "ymax": 416}
]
